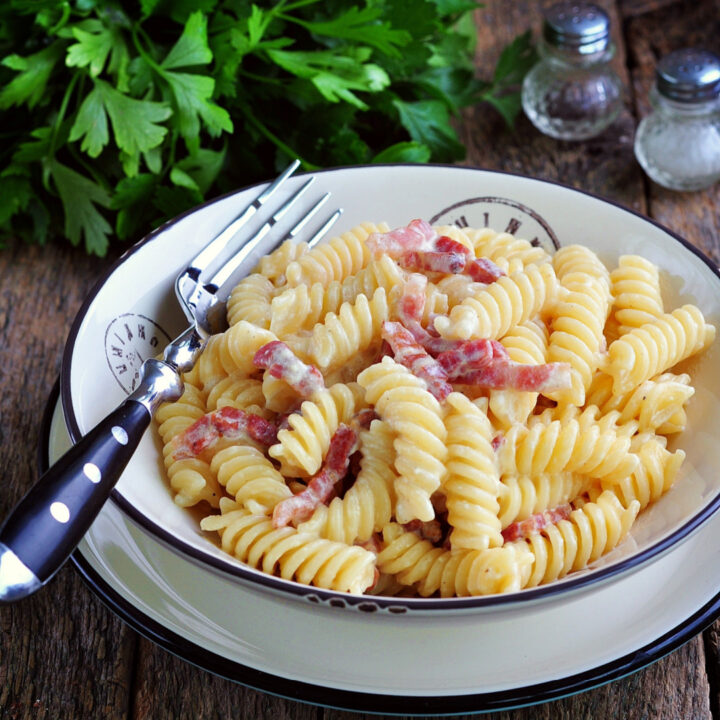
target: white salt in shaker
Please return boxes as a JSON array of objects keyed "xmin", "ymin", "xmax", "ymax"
[
  {"xmin": 634, "ymin": 48, "xmax": 720, "ymax": 191},
  {"xmin": 521, "ymin": 2, "xmax": 623, "ymax": 140}
]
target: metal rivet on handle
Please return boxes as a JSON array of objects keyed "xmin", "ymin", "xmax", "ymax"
[
  {"xmin": 111, "ymin": 426, "xmax": 129, "ymax": 445},
  {"xmin": 83, "ymin": 463, "xmax": 101, "ymax": 484},
  {"xmin": 50, "ymin": 502, "xmax": 70, "ymax": 524}
]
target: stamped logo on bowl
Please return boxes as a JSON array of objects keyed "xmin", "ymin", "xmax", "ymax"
[
  {"xmin": 104, "ymin": 313, "xmax": 171, "ymax": 394},
  {"xmin": 430, "ymin": 196, "xmax": 560, "ymax": 252}
]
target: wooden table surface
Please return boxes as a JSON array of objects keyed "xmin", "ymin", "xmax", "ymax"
[{"xmin": 2, "ymin": 0, "xmax": 720, "ymax": 717}]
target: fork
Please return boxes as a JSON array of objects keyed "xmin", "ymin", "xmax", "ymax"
[{"xmin": 0, "ymin": 161, "xmax": 341, "ymax": 603}]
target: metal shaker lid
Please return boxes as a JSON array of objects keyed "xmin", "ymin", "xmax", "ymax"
[
  {"xmin": 543, "ymin": 3, "xmax": 611, "ymax": 55},
  {"xmin": 656, "ymin": 49, "xmax": 720, "ymax": 102}
]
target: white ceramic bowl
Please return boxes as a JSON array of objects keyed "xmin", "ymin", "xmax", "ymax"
[{"xmin": 61, "ymin": 164, "xmax": 720, "ymax": 614}]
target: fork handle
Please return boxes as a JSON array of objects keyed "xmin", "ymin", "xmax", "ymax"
[{"xmin": 0, "ymin": 359, "xmax": 182, "ymax": 603}]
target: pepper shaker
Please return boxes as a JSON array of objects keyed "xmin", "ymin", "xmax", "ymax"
[
  {"xmin": 521, "ymin": 2, "xmax": 623, "ymax": 140},
  {"xmin": 634, "ymin": 49, "xmax": 720, "ymax": 191}
]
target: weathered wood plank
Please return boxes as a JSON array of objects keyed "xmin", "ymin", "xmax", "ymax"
[
  {"xmin": 0, "ymin": 239, "xmax": 135, "ymax": 720},
  {"xmin": 624, "ymin": 5, "xmax": 720, "ymax": 720},
  {"xmin": 130, "ymin": 638, "xmax": 320, "ymax": 720}
]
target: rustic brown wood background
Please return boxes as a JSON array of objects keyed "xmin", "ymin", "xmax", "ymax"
[{"xmin": 1, "ymin": 0, "xmax": 719, "ymax": 717}]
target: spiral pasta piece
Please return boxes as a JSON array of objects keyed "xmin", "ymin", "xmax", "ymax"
[
  {"xmin": 498, "ymin": 473, "xmax": 589, "ymax": 529},
  {"xmin": 206, "ymin": 374, "xmax": 266, "ymax": 413},
  {"xmin": 285, "ymin": 222, "xmax": 387, "ymax": 287},
  {"xmin": 226, "ymin": 273, "xmax": 275, "ymax": 328},
  {"xmin": 254, "ymin": 238, "xmax": 309, "ymax": 284},
  {"xmin": 604, "ymin": 305, "xmax": 715, "ymax": 396},
  {"xmin": 465, "ymin": 227, "xmax": 552, "ymax": 267},
  {"xmin": 490, "ymin": 319, "xmax": 549, "ymax": 428},
  {"xmin": 433, "ymin": 262, "xmax": 560, "ymax": 340},
  {"xmin": 586, "ymin": 372, "xmax": 694, "ymax": 434},
  {"xmin": 610, "ymin": 254, "xmax": 664, "ymax": 336},
  {"xmin": 443, "ymin": 393, "xmax": 502, "ymax": 550},
  {"xmin": 201, "ymin": 499, "xmax": 376, "ymax": 593},
  {"xmin": 269, "ymin": 383, "xmax": 364, "ymax": 476},
  {"xmin": 270, "ymin": 255, "xmax": 401, "ymax": 338},
  {"xmin": 303, "ymin": 288, "xmax": 389, "ymax": 372},
  {"xmin": 376, "ymin": 523, "xmax": 532, "ymax": 596},
  {"xmin": 514, "ymin": 490, "xmax": 640, "ymax": 587},
  {"xmin": 156, "ymin": 382, "xmax": 222, "ymax": 508},
  {"xmin": 212, "ymin": 322, "xmax": 281, "ymax": 378},
  {"xmin": 545, "ymin": 245, "xmax": 612, "ymax": 406},
  {"xmin": 298, "ymin": 419, "xmax": 397, "ymax": 544},
  {"xmin": 358, "ymin": 356, "xmax": 447, "ymax": 523},
  {"xmin": 211, "ymin": 445, "xmax": 292, "ymax": 514},
  {"xmin": 598, "ymin": 439, "xmax": 685, "ymax": 510},
  {"xmin": 434, "ymin": 274, "xmax": 486, "ymax": 308},
  {"xmin": 497, "ymin": 413, "xmax": 638, "ymax": 482}
]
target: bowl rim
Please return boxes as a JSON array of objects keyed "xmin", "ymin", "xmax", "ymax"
[{"xmin": 60, "ymin": 162, "xmax": 720, "ymax": 612}]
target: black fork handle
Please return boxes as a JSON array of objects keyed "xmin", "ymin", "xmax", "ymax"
[{"xmin": 0, "ymin": 359, "xmax": 182, "ymax": 603}]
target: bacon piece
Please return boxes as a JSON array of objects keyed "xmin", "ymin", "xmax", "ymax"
[
  {"xmin": 350, "ymin": 408, "xmax": 377, "ymax": 432},
  {"xmin": 491, "ymin": 434, "xmax": 504, "ymax": 452},
  {"xmin": 398, "ymin": 250, "xmax": 467, "ymax": 275},
  {"xmin": 434, "ymin": 235, "xmax": 471, "ymax": 257},
  {"xmin": 452, "ymin": 360, "xmax": 572, "ymax": 392},
  {"xmin": 272, "ymin": 425, "xmax": 358, "ymax": 528},
  {"xmin": 172, "ymin": 407, "xmax": 278, "ymax": 460},
  {"xmin": 382, "ymin": 321, "xmax": 453, "ymax": 401},
  {"xmin": 366, "ymin": 219, "xmax": 437, "ymax": 258},
  {"xmin": 253, "ymin": 341, "xmax": 324, "ymax": 398},
  {"xmin": 436, "ymin": 339, "xmax": 510, "ymax": 377},
  {"xmin": 502, "ymin": 504, "xmax": 573, "ymax": 542},
  {"xmin": 403, "ymin": 519, "xmax": 444, "ymax": 544},
  {"xmin": 466, "ymin": 257, "xmax": 505, "ymax": 283}
]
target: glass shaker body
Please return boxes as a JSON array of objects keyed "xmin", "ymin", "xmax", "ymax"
[
  {"xmin": 634, "ymin": 87, "xmax": 720, "ymax": 191},
  {"xmin": 522, "ymin": 41, "xmax": 623, "ymax": 140}
]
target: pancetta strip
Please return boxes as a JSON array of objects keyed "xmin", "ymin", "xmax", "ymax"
[
  {"xmin": 452, "ymin": 359, "xmax": 572, "ymax": 392},
  {"xmin": 382, "ymin": 321, "xmax": 453, "ymax": 401},
  {"xmin": 172, "ymin": 407, "xmax": 278, "ymax": 460},
  {"xmin": 253, "ymin": 341, "xmax": 325, "ymax": 398},
  {"xmin": 501, "ymin": 504, "xmax": 573, "ymax": 542},
  {"xmin": 272, "ymin": 424, "xmax": 358, "ymax": 528}
]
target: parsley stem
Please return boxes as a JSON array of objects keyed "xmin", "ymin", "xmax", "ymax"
[
  {"xmin": 243, "ymin": 108, "xmax": 318, "ymax": 171},
  {"xmin": 49, "ymin": 71, "xmax": 79, "ymax": 153},
  {"xmin": 131, "ymin": 26, "xmax": 166, "ymax": 79},
  {"xmin": 282, "ymin": 0, "xmax": 323, "ymax": 12}
]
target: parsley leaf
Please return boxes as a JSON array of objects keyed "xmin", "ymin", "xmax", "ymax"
[
  {"xmin": 69, "ymin": 79, "xmax": 171, "ymax": 160},
  {"xmin": 393, "ymin": 98, "xmax": 465, "ymax": 161},
  {"xmin": 266, "ymin": 47, "xmax": 390, "ymax": 109},
  {"xmin": 281, "ymin": 6, "xmax": 411, "ymax": 58},
  {"xmin": 0, "ymin": 42, "xmax": 63, "ymax": 109},
  {"xmin": 0, "ymin": 1, "xmax": 535, "ymax": 256},
  {"xmin": 48, "ymin": 160, "xmax": 112, "ymax": 255},
  {"xmin": 159, "ymin": 11, "xmax": 233, "ymax": 147}
]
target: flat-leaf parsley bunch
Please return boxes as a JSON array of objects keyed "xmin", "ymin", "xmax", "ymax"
[{"xmin": 0, "ymin": 0, "xmax": 535, "ymax": 256}]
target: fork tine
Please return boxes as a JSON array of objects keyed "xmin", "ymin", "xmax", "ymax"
[
  {"xmin": 208, "ymin": 175, "xmax": 319, "ymax": 290},
  {"xmin": 305, "ymin": 207, "xmax": 343, "ymax": 247},
  {"xmin": 187, "ymin": 159, "xmax": 301, "ymax": 280}
]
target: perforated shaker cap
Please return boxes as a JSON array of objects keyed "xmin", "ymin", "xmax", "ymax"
[
  {"xmin": 656, "ymin": 49, "xmax": 720, "ymax": 102},
  {"xmin": 542, "ymin": 3, "xmax": 611, "ymax": 55}
]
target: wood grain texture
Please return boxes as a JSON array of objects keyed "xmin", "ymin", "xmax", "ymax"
[
  {"xmin": 0, "ymin": 239, "xmax": 134, "ymax": 720},
  {"xmin": 0, "ymin": 1, "xmax": 719, "ymax": 718}
]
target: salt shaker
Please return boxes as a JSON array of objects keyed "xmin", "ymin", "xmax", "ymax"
[
  {"xmin": 521, "ymin": 2, "xmax": 623, "ymax": 140},
  {"xmin": 634, "ymin": 49, "xmax": 720, "ymax": 191}
]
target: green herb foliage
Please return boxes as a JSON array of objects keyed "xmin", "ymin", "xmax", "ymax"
[{"xmin": 0, "ymin": 1, "xmax": 535, "ymax": 256}]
